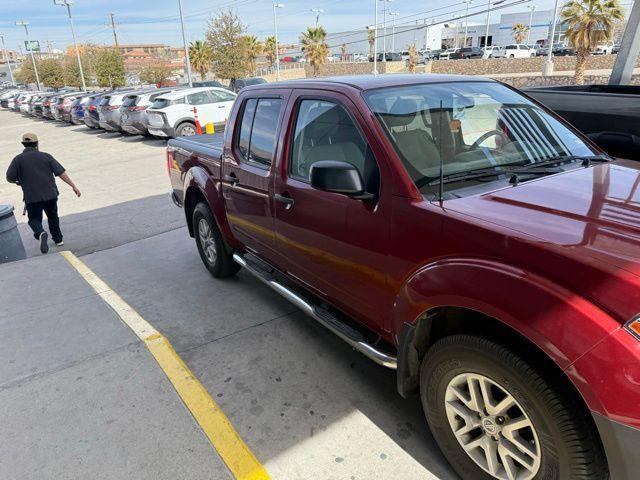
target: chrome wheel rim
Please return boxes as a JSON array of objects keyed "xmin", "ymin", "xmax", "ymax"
[
  {"xmin": 181, "ymin": 125, "xmax": 196, "ymax": 136},
  {"xmin": 198, "ymin": 218, "xmax": 217, "ymax": 264},
  {"xmin": 445, "ymin": 373, "xmax": 541, "ymax": 480}
]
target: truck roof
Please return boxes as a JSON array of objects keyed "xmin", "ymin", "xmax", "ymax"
[{"xmin": 243, "ymin": 73, "xmax": 495, "ymax": 92}]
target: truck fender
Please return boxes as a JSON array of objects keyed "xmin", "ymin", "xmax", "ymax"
[
  {"xmin": 394, "ymin": 257, "xmax": 618, "ymax": 411},
  {"xmin": 183, "ymin": 166, "xmax": 242, "ymax": 252}
]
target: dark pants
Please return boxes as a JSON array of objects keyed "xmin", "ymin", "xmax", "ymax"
[{"xmin": 26, "ymin": 198, "xmax": 62, "ymax": 243}]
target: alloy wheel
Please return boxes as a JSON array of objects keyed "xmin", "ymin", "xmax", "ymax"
[
  {"xmin": 181, "ymin": 125, "xmax": 196, "ymax": 136},
  {"xmin": 444, "ymin": 373, "xmax": 541, "ymax": 480},
  {"xmin": 198, "ymin": 218, "xmax": 217, "ymax": 265}
]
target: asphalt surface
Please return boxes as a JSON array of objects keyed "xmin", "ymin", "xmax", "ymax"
[{"xmin": 0, "ymin": 108, "xmax": 457, "ymax": 479}]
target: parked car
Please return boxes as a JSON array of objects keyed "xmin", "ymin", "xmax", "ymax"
[
  {"xmin": 192, "ymin": 80, "xmax": 227, "ymax": 88},
  {"xmin": 146, "ymin": 87, "xmax": 237, "ymax": 138},
  {"xmin": 613, "ymin": 43, "xmax": 621, "ymax": 54},
  {"xmin": 593, "ymin": 41, "xmax": 614, "ymax": 55},
  {"xmin": 523, "ymin": 84, "xmax": 640, "ymax": 160},
  {"xmin": 482, "ymin": 45, "xmax": 503, "ymax": 58},
  {"xmin": 554, "ymin": 45, "xmax": 576, "ymax": 56},
  {"xmin": 19, "ymin": 93, "xmax": 41, "ymax": 114},
  {"xmin": 32, "ymin": 93, "xmax": 56, "ymax": 117},
  {"xmin": 98, "ymin": 89, "xmax": 137, "ymax": 131},
  {"xmin": 167, "ymin": 74, "xmax": 640, "ymax": 480},
  {"xmin": 43, "ymin": 95, "xmax": 60, "ymax": 119},
  {"xmin": 438, "ymin": 48, "xmax": 459, "ymax": 60},
  {"xmin": 450, "ymin": 47, "xmax": 484, "ymax": 59},
  {"xmin": 56, "ymin": 92, "xmax": 84, "ymax": 122},
  {"xmin": 121, "ymin": 88, "xmax": 180, "ymax": 135},
  {"xmin": 84, "ymin": 93, "xmax": 109, "ymax": 128},
  {"xmin": 422, "ymin": 49, "xmax": 442, "ymax": 62},
  {"xmin": 371, "ymin": 52, "xmax": 404, "ymax": 62},
  {"xmin": 527, "ymin": 44, "xmax": 544, "ymax": 55},
  {"xmin": 493, "ymin": 44, "xmax": 535, "ymax": 58},
  {"xmin": 229, "ymin": 77, "xmax": 267, "ymax": 93},
  {"xmin": 352, "ymin": 53, "xmax": 369, "ymax": 62},
  {"xmin": 70, "ymin": 94, "xmax": 97, "ymax": 125}
]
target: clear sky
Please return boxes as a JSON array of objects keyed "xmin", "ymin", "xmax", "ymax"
[{"xmin": 1, "ymin": 0, "xmax": 565, "ymax": 53}]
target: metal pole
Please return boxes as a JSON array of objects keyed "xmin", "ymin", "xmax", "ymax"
[
  {"xmin": 178, "ymin": 0, "xmax": 192, "ymax": 87},
  {"xmin": 610, "ymin": 0, "xmax": 640, "ymax": 84},
  {"xmin": 527, "ymin": 6, "xmax": 535, "ymax": 45},
  {"xmin": 273, "ymin": 4, "xmax": 282, "ymax": 81},
  {"xmin": 545, "ymin": 0, "xmax": 560, "ymax": 74},
  {"xmin": 464, "ymin": 0, "xmax": 472, "ymax": 48},
  {"xmin": 58, "ymin": 1, "xmax": 86, "ymax": 90},
  {"xmin": 382, "ymin": 1, "xmax": 387, "ymax": 62},
  {"xmin": 484, "ymin": 0, "xmax": 491, "ymax": 47},
  {"xmin": 16, "ymin": 22, "xmax": 40, "ymax": 90},
  {"xmin": 0, "ymin": 35, "xmax": 14, "ymax": 84},
  {"xmin": 373, "ymin": 0, "xmax": 378, "ymax": 74}
]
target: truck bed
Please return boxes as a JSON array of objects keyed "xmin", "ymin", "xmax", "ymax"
[
  {"xmin": 167, "ymin": 133, "xmax": 224, "ymax": 159},
  {"xmin": 523, "ymin": 85, "xmax": 640, "ymax": 160}
]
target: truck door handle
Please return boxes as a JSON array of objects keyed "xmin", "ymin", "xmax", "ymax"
[
  {"xmin": 224, "ymin": 173, "xmax": 239, "ymax": 185},
  {"xmin": 275, "ymin": 193, "xmax": 294, "ymax": 209}
]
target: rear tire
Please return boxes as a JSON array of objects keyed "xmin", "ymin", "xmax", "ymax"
[
  {"xmin": 420, "ymin": 335, "xmax": 607, "ymax": 480},
  {"xmin": 192, "ymin": 202, "xmax": 240, "ymax": 278}
]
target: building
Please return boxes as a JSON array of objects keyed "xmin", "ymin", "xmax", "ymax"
[{"xmin": 116, "ymin": 44, "xmax": 185, "ymax": 72}]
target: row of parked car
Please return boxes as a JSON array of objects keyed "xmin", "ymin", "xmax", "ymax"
[
  {"xmin": 425, "ymin": 41, "xmax": 620, "ymax": 60},
  {"xmin": 0, "ymin": 83, "xmax": 244, "ymax": 139}
]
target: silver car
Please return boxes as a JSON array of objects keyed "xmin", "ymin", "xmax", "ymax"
[
  {"xmin": 98, "ymin": 90, "xmax": 137, "ymax": 132},
  {"xmin": 120, "ymin": 88, "xmax": 178, "ymax": 135}
]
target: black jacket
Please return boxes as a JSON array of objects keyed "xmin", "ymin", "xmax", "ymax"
[{"xmin": 6, "ymin": 147, "xmax": 66, "ymax": 204}]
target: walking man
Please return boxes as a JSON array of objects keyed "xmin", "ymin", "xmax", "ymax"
[{"xmin": 5, "ymin": 133, "xmax": 81, "ymax": 254}]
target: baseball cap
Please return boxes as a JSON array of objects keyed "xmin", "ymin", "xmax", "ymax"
[{"xmin": 22, "ymin": 133, "xmax": 39, "ymax": 143}]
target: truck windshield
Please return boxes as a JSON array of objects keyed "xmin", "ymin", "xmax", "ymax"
[{"xmin": 363, "ymin": 81, "xmax": 597, "ymax": 198}]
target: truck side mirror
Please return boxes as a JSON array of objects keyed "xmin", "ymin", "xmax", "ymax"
[{"xmin": 309, "ymin": 161, "xmax": 373, "ymax": 200}]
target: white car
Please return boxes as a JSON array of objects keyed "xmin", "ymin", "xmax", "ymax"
[
  {"xmin": 594, "ymin": 42, "xmax": 614, "ymax": 55},
  {"xmin": 493, "ymin": 44, "xmax": 535, "ymax": 58},
  {"xmin": 482, "ymin": 46, "xmax": 503, "ymax": 58},
  {"xmin": 146, "ymin": 87, "xmax": 237, "ymax": 138},
  {"xmin": 439, "ymin": 48, "xmax": 459, "ymax": 60}
]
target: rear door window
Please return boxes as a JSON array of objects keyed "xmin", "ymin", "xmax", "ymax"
[
  {"xmin": 237, "ymin": 99, "xmax": 257, "ymax": 160},
  {"xmin": 236, "ymin": 97, "xmax": 284, "ymax": 167}
]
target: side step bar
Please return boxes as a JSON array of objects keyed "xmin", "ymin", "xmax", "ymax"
[{"xmin": 233, "ymin": 253, "xmax": 397, "ymax": 370}]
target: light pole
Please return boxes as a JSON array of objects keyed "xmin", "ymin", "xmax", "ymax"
[
  {"xmin": 14, "ymin": 21, "xmax": 40, "ymax": 90},
  {"xmin": 527, "ymin": 5, "xmax": 536, "ymax": 44},
  {"xmin": 483, "ymin": 0, "xmax": 505, "ymax": 48},
  {"xmin": 310, "ymin": 8, "xmax": 324, "ymax": 28},
  {"xmin": 177, "ymin": 0, "xmax": 193, "ymax": 87},
  {"xmin": 379, "ymin": 0, "xmax": 392, "ymax": 62},
  {"xmin": 0, "ymin": 34, "xmax": 15, "ymax": 84},
  {"xmin": 53, "ymin": 0, "xmax": 86, "ymax": 91},
  {"xmin": 544, "ymin": 0, "xmax": 560, "ymax": 75},
  {"xmin": 273, "ymin": 3, "xmax": 284, "ymax": 81},
  {"xmin": 463, "ymin": 0, "xmax": 473, "ymax": 48},
  {"xmin": 371, "ymin": 0, "xmax": 378, "ymax": 73},
  {"xmin": 389, "ymin": 12, "xmax": 400, "ymax": 53}
]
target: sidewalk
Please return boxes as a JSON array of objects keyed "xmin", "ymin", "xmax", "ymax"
[{"xmin": 0, "ymin": 254, "xmax": 231, "ymax": 480}]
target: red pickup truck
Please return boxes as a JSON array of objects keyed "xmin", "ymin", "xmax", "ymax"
[{"xmin": 168, "ymin": 74, "xmax": 640, "ymax": 480}]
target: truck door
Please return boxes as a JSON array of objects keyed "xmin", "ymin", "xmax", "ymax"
[
  {"xmin": 221, "ymin": 94, "xmax": 286, "ymax": 258},
  {"xmin": 273, "ymin": 91, "xmax": 391, "ymax": 333}
]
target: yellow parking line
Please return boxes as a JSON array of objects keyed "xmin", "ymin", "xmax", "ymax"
[{"xmin": 60, "ymin": 251, "xmax": 270, "ymax": 480}]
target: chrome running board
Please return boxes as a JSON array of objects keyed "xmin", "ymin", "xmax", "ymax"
[{"xmin": 233, "ymin": 253, "xmax": 397, "ymax": 370}]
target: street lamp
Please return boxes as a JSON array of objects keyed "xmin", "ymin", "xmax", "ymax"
[
  {"xmin": 389, "ymin": 12, "xmax": 400, "ymax": 53},
  {"xmin": 177, "ymin": 0, "xmax": 193, "ymax": 87},
  {"xmin": 53, "ymin": 0, "xmax": 86, "ymax": 91},
  {"xmin": 14, "ymin": 21, "xmax": 40, "ymax": 90},
  {"xmin": 310, "ymin": 8, "xmax": 324, "ymax": 28},
  {"xmin": 483, "ymin": 0, "xmax": 506, "ymax": 48},
  {"xmin": 527, "ymin": 5, "xmax": 536, "ymax": 44},
  {"xmin": 379, "ymin": 0, "xmax": 392, "ymax": 62},
  {"xmin": 544, "ymin": 0, "xmax": 560, "ymax": 75},
  {"xmin": 463, "ymin": 0, "xmax": 473, "ymax": 48},
  {"xmin": 0, "ymin": 34, "xmax": 15, "ymax": 84},
  {"xmin": 273, "ymin": 3, "xmax": 284, "ymax": 81}
]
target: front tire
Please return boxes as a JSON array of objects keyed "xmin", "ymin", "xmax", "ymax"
[
  {"xmin": 176, "ymin": 121, "xmax": 197, "ymax": 137},
  {"xmin": 192, "ymin": 202, "xmax": 240, "ymax": 278},
  {"xmin": 420, "ymin": 335, "xmax": 607, "ymax": 480}
]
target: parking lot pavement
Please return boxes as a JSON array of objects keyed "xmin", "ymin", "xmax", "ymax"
[
  {"xmin": 0, "ymin": 254, "xmax": 232, "ymax": 480},
  {"xmin": 82, "ymin": 227, "xmax": 458, "ymax": 480}
]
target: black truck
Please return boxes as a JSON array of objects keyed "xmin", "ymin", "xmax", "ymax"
[{"xmin": 524, "ymin": 84, "xmax": 640, "ymax": 160}]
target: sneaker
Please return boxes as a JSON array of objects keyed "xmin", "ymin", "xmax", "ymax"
[
  {"xmin": 39, "ymin": 231, "xmax": 49, "ymax": 254},
  {"xmin": 55, "ymin": 241, "xmax": 64, "ymax": 247}
]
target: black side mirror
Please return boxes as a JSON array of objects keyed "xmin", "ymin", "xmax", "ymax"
[{"xmin": 309, "ymin": 161, "xmax": 373, "ymax": 200}]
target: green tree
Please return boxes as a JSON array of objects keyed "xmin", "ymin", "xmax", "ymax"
[
  {"xmin": 264, "ymin": 36, "xmax": 277, "ymax": 69},
  {"xmin": 189, "ymin": 40, "xmax": 213, "ymax": 80},
  {"xmin": 512, "ymin": 23, "xmax": 529, "ymax": 44},
  {"xmin": 300, "ymin": 26, "xmax": 329, "ymax": 77},
  {"xmin": 368, "ymin": 28, "xmax": 376, "ymax": 59},
  {"xmin": 15, "ymin": 60, "xmax": 36, "ymax": 85},
  {"xmin": 94, "ymin": 48, "xmax": 125, "ymax": 87},
  {"xmin": 561, "ymin": 0, "xmax": 624, "ymax": 84},
  {"xmin": 39, "ymin": 58, "xmax": 66, "ymax": 89},
  {"xmin": 140, "ymin": 65, "xmax": 175, "ymax": 86},
  {"xmin": 241, "ymin": 35, "xmax": 263, "ymax": 75},
  {"xmin": 64, "ymin": 56, "xmax": 83, "ymax": 88},
  {"xmin": 206, "ymin": 10, "xmax": 250, "ymax": 81}
]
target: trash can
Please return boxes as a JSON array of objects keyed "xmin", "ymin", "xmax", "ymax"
[{"xmin": 0, "ymin": 205, "xmax": 27, "ymax": 264}]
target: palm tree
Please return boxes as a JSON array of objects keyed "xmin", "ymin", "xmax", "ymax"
[
  {"xmin": 368, "ymin": 29, "xmax": 376, "ymax": 60},
  {"xmin": 512, "ymin": 23, "xmax": 529, "ymax": 44},
  {"xmin": 561, "ymin": 0, "xmax": 624, "ymax": 84},
  {"xmin": 300, "ymin": 26, "xmax": 329, "ymax": 77},
  {"xmin": 408, "ymin": 44, "xmax": 417, "ymax": 73},
  {"xmin": 241, "ymin": 35, "xmax": 263, "ymax": 75},
  {"xmin": 189, "ymin": 40, "xmax": 213, "ymax": 80},
  {"xmin": 264, "ymin": 36, "xmax": 277, "ymax": 69},
  {"xmin": 341, "ymin": 43, "xmax": 347, "ymax": 61}
]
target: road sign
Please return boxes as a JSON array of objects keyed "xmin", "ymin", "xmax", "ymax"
[{"xmin": 24, "ymin": 40, "xmax": 40, "ymax": 52}]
